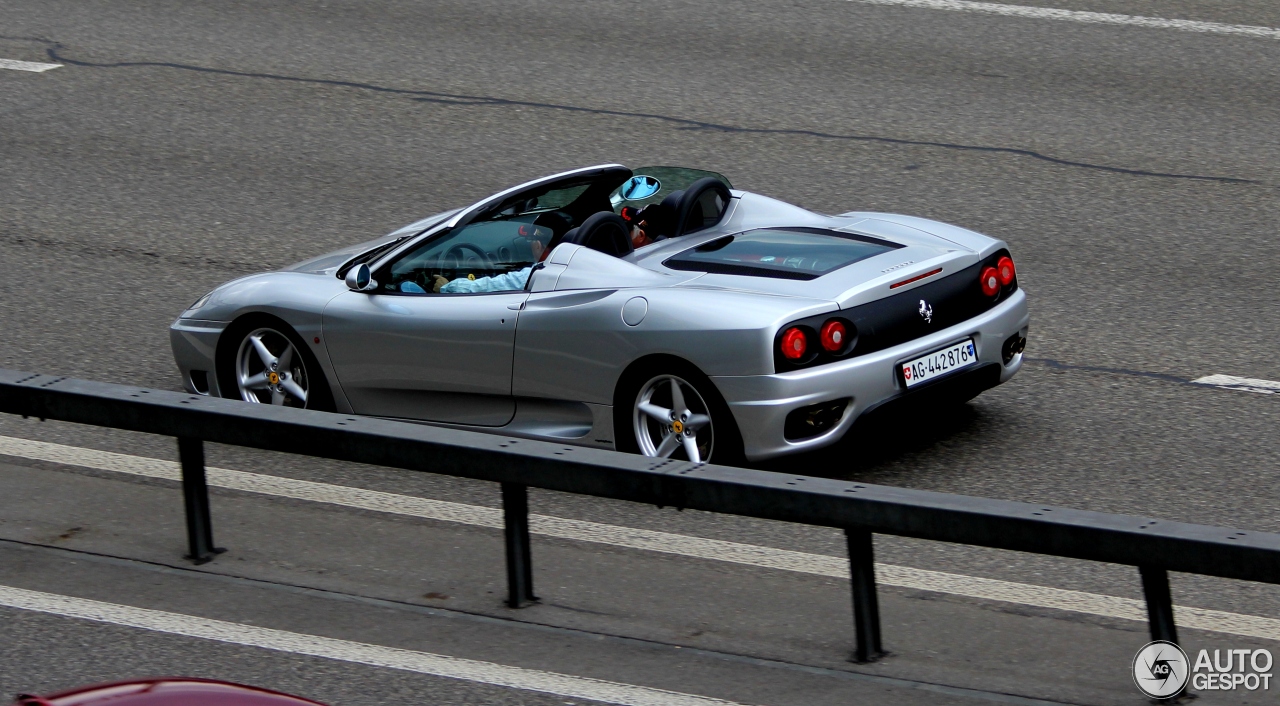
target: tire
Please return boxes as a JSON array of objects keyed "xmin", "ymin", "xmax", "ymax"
[
  {"xmin": 614, "ymin": 358, "xmax": 744, "ymax": 466},
  {"xmin": 216, "ymin": 316, "xmax": 335, "ymax": 412}
]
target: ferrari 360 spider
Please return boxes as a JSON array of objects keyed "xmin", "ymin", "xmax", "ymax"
[{"xmin": 171, "ymin": 164, "xmax": 1028, "ymax": 463}]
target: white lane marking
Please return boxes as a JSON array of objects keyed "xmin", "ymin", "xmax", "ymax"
[
  {"xmin": 1191, "ymin": 374, "xmax": 1280, "ymax": 395},
  {"xmin": 1, "ymin": 436, "xmax": 1278, "ymax": 642},
  {"xmin": 850, "ymin": 0, "xmax": 1280, "ymax": 39},
  {"xmin": 0, "ymin": 585, "xmax": 743, "ymax": 706},
  {"xmin": 0, "ymin": 58, "xmax": 63, "ymax": 73}
]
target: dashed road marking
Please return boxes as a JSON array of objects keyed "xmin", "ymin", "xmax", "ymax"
[
  {"xmin": 850, "ymin": 0, "xmax": 1280, "ymax": 40},
  {"xmin": 0, "ymin": 58, "xmax": 63, "ymax": 73},
  {"xmin": 1, "ymin": 435, "xmax": 1277, "ymax": 642},
  {"xmin": 1191, "ymin": 374, "xmax": 1280, "ymax": 395},
  {"xmin": 0, "ymin": 584, "xmax": 744, "ymax": 706}
]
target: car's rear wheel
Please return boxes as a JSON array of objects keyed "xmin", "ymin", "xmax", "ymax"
[
  {"xmin": 217, "ymin": 318, "xmax": 334, "ymax": 411},
  {"xmin": 615, "ymin": 360, "xmax": 743, "ymax": 465}
]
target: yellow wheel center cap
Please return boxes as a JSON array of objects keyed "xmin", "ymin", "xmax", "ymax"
[
  {"xmin": 267, "ymin": 371, "xmax": 281, "ymax": 385},
  {"xmin": 671, "ymin": 420, "xmax": 684, "ymax": 434}
]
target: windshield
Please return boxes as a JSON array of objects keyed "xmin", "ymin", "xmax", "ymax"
[
  {"xmin": 381, "ymin": 221, "xmax": 555, "ymax": 294},
  {"xmin": 663, "ymin": 228, "xmax": 902, "ymax": 280},
  {"xmin": 484, "ymin": 180, "xmax": 598, "ymax": 220}
]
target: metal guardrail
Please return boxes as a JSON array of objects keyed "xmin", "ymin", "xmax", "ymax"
[{"xmin": 2, "ymin": 368, "xmax": 1278, "ymax": 665}]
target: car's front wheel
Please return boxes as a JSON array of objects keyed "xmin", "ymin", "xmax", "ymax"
[
  {"xmin": 217, "ymin": 318, "xmax": 334, "ymax": 411},
  {"xmin": 615, "ymin": 361, "xmax": 743, "ymax": 465}
]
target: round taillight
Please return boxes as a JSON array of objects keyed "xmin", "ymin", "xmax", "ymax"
[
  {"xmin": 996, "ymin": 256, "xmax": 1015, "ymax": 286},
  {"xmin": 980, "ymin": 266, "xmax": 1000, "ymax": 297},
  {"xmin": 820, "ymin": 320, "xmax": 847, "ymax": 352},
  {"xmin": 780, "ymin": 327, "xmax": 808, "ymax": 360}
]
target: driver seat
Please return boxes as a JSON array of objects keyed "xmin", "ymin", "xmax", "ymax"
[{"xmin": 561, "ymin": 212, "xmax": 634, "ymax": 258}]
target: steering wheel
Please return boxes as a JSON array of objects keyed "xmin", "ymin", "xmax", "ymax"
[{"xmin": 443, "ymin": 242, "xmax": 495, "ymax": 272}]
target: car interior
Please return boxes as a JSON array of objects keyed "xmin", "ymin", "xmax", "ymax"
[{"xmin": 376, "ymin": 167, "xmax": 734, "ymax": 295}]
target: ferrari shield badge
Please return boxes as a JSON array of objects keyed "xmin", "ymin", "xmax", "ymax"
[{"xmin": 620, "ymin": 175, "xmax": 661, "ymax": 201}]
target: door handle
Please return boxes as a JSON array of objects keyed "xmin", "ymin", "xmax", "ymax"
[{"xmin": 507, "ymin": 302, "xmax": 525, "ymax": 311}]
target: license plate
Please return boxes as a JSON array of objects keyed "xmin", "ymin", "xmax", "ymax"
[{"xmin": 901, "ymin": 339, "xmax": 978, "ymax": 388}]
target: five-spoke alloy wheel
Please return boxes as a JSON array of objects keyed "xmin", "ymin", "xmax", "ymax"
[
  {"xmin": 235, "ymin": 327, "xmax": 312, "ymax": 408},
  {"xmin": 632, "ymin": 374, "xmax": 715, "ymax": 463}
]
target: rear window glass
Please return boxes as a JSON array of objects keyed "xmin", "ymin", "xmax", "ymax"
[{"xmin": 663, "ymin": 228, "xmax": 902, "ymax": 280}]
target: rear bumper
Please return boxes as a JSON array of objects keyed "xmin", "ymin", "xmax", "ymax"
[
  {"xmin": 712, "ymin": 289, "xmax": 1029, "ymax": 461},
  {"xmin": 170, "ymin": 318, "xmax": 227, "ymax": 397}
]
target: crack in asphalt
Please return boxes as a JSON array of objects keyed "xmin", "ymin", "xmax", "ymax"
[
  {"xmin": 0, "ymin": 231, "xmax": 262, "ymax": 274},
  {"xmin": 1024, "ymin": 359, "xmax": 1278, "ymax": 398},
  {"xmin": 0, "ymin": 34, "xmax": 57, "ymax": 44},
  {"xmin": 2, "ymin": 36, "xmax": 1256, "ymax": 185},
  {"xmin": 1026, "ymin": 357, "xmax": 1192, "ymax": 384}
]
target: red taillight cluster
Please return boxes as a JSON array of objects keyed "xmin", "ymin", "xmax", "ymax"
[
  {"xmin": 779, "ymin": 318, "xmax": 853, "ymax": 364},
  {"xmin": 820, "ymin": 320, "xmax": 846, "ymax": 352},
  {"xmin": 980, "ymin": 267, "xmax": 1000, "ymax": 296},
  {"xmin": 980, "ymin": 255, "xmax": 1016, "ymax": 297},
  {"xmin": 780, "ymin": 327, "xmax": 808, "ymax": 360},
  {"xmin": 996, "ymin": 256, "xmax": 1015, "ymax": 285}
]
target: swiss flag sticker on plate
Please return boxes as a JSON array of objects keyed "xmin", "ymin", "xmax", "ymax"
[{"xmin": 903, "ymin": 366, "xmax": 912, "ymax": 380}]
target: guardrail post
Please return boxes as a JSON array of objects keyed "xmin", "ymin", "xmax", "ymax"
[
  {"xmin": 502, "ymin": 482, "xmax": 537, "ymax": 608},
  {"xmin": 1139, "ymin": 565, "xmax": 1178, "ymax": 644},
  {"xmin": 177, "ymin": 437, "xmax": 224, "ymax": 564},
  {"xmin": 846, "ymin": 527, "xmax": 884, "ymax": 662}
]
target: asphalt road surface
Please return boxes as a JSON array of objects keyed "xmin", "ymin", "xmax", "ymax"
[{"xmin": 1, "ymin": 0, "xmax": 1279, "ymax": 704}]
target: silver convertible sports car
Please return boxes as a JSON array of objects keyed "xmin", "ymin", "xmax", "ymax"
[{"xmin": 171, "ymin": 165, "xmax": 1028, "ymax": 463}]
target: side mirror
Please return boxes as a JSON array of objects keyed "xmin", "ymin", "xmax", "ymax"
[{"xmin": 345, "ymin": 263, "xmax": 377, "ymax": 292}]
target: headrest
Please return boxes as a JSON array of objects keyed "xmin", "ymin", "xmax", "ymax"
[
  {"xmin": 562, "ymin": 212, "xmax": 634, "ymax": 258},
  {"xmin": 670, "ymin": 177, "xmax": 732, "ymax": 238}
]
